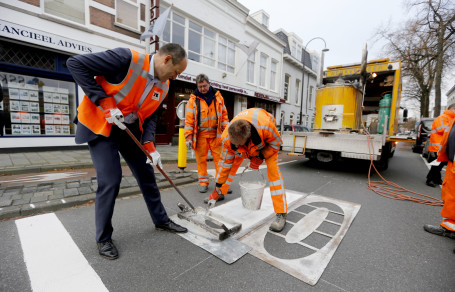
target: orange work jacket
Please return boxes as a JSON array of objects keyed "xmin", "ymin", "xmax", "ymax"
[
  {"xmin": 215, "ymin": 108, "xmax": 282, "ymax": 185},
  {"xmin": 184, "ymin": 90, "xmax": 229, "ymax": 149},
  {"xmin": 77, "ymin": 49, "xmax": 169, "ymax": 137},
  {"xmin": 428, "ymin": 110, "xmax": 455, "ymax": 153},
  {"xmin": 438, "ymin": 118, "xmax": 455, "ymax": 162}
]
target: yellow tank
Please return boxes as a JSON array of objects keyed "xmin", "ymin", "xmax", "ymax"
[{"xmin": 314, "ymin": 84, "xmax": 363, "ymax": 130}]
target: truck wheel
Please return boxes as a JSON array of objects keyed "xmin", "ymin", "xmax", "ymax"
[
  {"xmin": 374, "ymin": 144, "xmax": 390, "ymax": 170},
  {"xmin": 315, "ymin": 151, "xmax": 336, "ymax": 163}
]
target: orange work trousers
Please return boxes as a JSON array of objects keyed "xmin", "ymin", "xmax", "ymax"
[
  {"xmin": 219, "ymin": 153, "xmax": 287, "ymax": 213},
  {"xmin": 441, "ymin": 161, "xmax": 455, "ymax": 231},
  {"xmin": 195, "ymin": 136, "xmax": 221, "ymax": 187}
]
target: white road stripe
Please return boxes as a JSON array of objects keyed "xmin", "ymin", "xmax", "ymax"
[
  {"xmin": 15, "ymin": 213, "xmax": 108, "ymax": 292},
  {"xmin": 0, "ymin": 172, "xmax": 87, "ymax": 184}
]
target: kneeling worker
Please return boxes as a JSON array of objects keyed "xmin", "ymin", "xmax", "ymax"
[{"xmin": 206, "ymin": 108, "xmax": 288, "ymax": 232}]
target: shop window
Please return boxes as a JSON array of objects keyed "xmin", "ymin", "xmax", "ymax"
[
  {"xmin": 0, "ymin": 41, "xmax": 55, "ymax": 71},
  {"xmin": 0, "ymin": 72, "xmax": 76, "ymax": 136},
  {"xmin": 116, "ymin": 0, "xmax": 139, "ymax": 31},
  {"xmin": 44, "ymin": 0, "xmax": 85, "ymax": 25}
]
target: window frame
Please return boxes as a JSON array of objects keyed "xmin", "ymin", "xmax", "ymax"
[
  {"xmin": 284, "ymin": 74, "xmax": 290, "ymax": 101},
  {"xmin": 247, "ymin": 50, "xmax": 256, "ymax": 84},
  {"xmin": 114, "ymin": 0, "xmax": 141, "ymax": 32},
  {"xmin": 259, "ymin": 53, "xmax": 268, "ymax": 88},
  {"xmin": 270, "ymin": 59, "xmax": 278, "ymax": 91},
  {"xmin": 42, "ymin": 0, "xmax": 88, "ymax": 26},
  {"xmin": 295, "ymin": 78, "xmax": 301, "ymax": 105}
]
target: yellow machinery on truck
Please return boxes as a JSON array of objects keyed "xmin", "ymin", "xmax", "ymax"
[{"xmin": 288, "ymin": 51, "xmax": 413, "ymax": 169}]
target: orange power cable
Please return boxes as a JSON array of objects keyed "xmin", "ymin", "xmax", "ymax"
[{"xmin": 364, "ymin": 128, "xmax": 443, "ymax": 206}]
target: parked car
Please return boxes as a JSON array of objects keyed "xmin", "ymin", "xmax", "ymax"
[
  {"xmin": 412, "ymin": 117, "xmax": 435, "ymax": 153},
  {"xmin": 277, "ymin": 124, "xmax": 310, "ymax": 132}
]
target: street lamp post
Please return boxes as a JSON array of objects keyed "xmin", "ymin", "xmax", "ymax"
[{"xmin": 298, "ymin": 37, "xmax": 328, "ymax": 126}]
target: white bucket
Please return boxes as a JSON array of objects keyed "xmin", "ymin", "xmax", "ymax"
[{"xmin": 239, "ymin": 181, "xmax": 266, "ymax": 210}]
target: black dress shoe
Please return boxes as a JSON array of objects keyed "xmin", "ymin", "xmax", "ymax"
[
  {"xmin": 97, "ymin": 239, "xmax": 118, "ymax": 260},
  {"xmin": 426, "ymin": 180, "xmax": 438, "ymax": 187},
  {"xmin": 155, "ymin": 220, "xmax": 188, "ymax": 233},
  {"xmin": 423, "ymin": 224, "xmax": 455, "ymax": 239},
  {"xmin": 203, "ymin": 194, "xmax": 225, "ymax": 204},
  {"xmin": 227, "ymin": 189, "xmax": 233, "ymax": 194}
]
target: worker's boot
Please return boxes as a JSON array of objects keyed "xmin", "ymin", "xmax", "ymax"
[
  {"xmin": 203, "ymin": 194, "xmax": 224, "ymax": 204},
  {"xmin": 423, "ymin": 224, "xmax": 455, "ymax": 239},
  {"xmin": 269, "ymin": 213, "xmax": 287, "ymax": 232},
  {"xmin": 199, "ymin": 185, "xmax": 208, "ymax": 193}
]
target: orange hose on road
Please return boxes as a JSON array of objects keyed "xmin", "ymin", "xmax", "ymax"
[{"xmin": 364, "ymin": 129, "xmax": 443, "ymax": 206}]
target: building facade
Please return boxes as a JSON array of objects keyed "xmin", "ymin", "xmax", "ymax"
[
  {"xmin": 0, "ymin": 0, "xmax": 324, "ymax": 150},
  {"xmin": 447, "ymin": 84, "xmax": 455, "ymax": 107},
  {"xmin": 275, "ymin": 28, "xmax": 317, "ymax": 129}
]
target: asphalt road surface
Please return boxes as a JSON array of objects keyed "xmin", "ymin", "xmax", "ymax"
[{"xmin": 1, "ymin": 144, "xmax": 453, "ymax": 291}]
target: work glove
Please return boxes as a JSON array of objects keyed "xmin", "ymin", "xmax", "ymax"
[
  {"xmin": 99, "ymin": 97, "xmax": 125, "ymax": 129},
  {"xmin": 249, "ymin": 156, "xmax": 264, "ymax": 170},
  {"xmin": 144, "ymin": 142, "xmax": 163, "ymax": 169},
  {"xmin": 207, "ymin": 187, "xmax": 221, "ymax": 209},
  {"xmin": 185, "ymin": 140, "xmax": 192, "ymax": 150}
]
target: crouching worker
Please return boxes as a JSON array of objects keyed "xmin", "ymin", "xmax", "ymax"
[{"xmin": 206, "ymin": 108, "xmax": 288, "ymax": 232}]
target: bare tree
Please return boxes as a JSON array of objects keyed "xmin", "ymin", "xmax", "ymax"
[
  {"xmin": 376, "ymin": 19, "xmax": 436, "ymax": 117},
  {"xmin": 412, "ymin": 0, "xmax": 455, "ymax": 116},
  {"xmin": 375, "ymin": 0, "xmax": 455, "ymax": 117}
]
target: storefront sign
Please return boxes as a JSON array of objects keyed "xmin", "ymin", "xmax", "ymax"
[
  {"xmin": 177, "ymin": 73, "xmax": 284, "ymax": 103},
  {"xmin": 0, "ymin": 20, "xmax": 105, "ymax": 54},
  {"xmin": 254, "ymin": 92, "xmax": 284, "ymax": 103}
]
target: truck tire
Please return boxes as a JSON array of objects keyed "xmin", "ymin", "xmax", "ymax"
[
  {"xmin": 315, "ymin": 151, "xmax": 337, "ymax": 163},
  {"xmin": 374, "ymin": 143, "xmax": 390, "ymax": 170}
]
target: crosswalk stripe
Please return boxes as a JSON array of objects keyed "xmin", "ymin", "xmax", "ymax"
[{"xmin": 15, "ymin": 213, "xmax": 108, "ymax": 292}]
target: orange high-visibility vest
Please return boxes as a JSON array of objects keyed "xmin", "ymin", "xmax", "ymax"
[
  {"xmin": 77, "ymin": 49, "xmax": 169, "ymax": 137},
  {"xmin": 428, "ymin": 110, "xmax": 455, "ymax": 153},
  {"xmin": 215, "ymin": 108, "xmax": 282, "ymax": 184},
  {"xmin": 184, "ymin": 90, "xmax": 229, "ymax": 149}
]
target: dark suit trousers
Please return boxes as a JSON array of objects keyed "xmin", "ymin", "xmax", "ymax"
[
  {"xmin": 88, "ymin": 124, "xmax": 169, "ymax": 242},
  {"xmin": 426, "ymin": 152, "xmax": 447, "ymax": 183}
]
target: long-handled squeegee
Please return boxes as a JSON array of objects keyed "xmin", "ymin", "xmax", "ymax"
[{"xmin": 120, "ymin": 123, "xmax": 241, "ymax": 240}]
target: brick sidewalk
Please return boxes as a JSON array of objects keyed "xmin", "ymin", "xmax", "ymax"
[{"xmin": 0, "ymin": 171, "xmax": 198, "ymax": 220}]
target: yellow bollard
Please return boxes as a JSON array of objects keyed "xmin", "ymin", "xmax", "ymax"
[{"xmin": 178, "ymin": 123, "xmax": 187, "ymax": 170}]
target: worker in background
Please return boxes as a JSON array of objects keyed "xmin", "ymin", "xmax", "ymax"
[
  {"xmin": 184, "ymin": 74, "xmax": 229, "ymax": 193},
  {"xmin": 67, "ymin": 43, "xmax": 188, "ymax": 260},
  {"xmin": 425, "ymin": 104, "xmax": 455, "ymax": 187},
  {"xmin": 207, "ymin": 108, "xmax": 288, "ymax": 232},
  {"xmin": 423, "ymin": 118, "xmax": 455, "ymax": 239}
]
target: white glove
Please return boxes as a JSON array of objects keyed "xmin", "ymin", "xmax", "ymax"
[
  {"xmin": 146, "ymin": 150, "xmax": 163, "ymax": 169},
  {"xmin": 106, "ymin": 108, "xmax": 125, "ymax": 129},
  {"xmin": 185, "ymin": 140, "xmax": 192, "ymax": 150}
]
